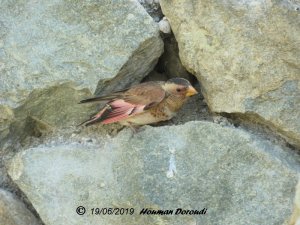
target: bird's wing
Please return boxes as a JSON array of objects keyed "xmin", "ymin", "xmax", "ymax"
[
  {"xmin": 79, "ymin": 81, "xmax": 166, "ymax": 108},
  {"xmin": 122, "ymin": 81, "xmax": 166, "ymax": 108},
  {"xmin": 79, "ymin": 81, "xmax": 166, "ymax": 126}
]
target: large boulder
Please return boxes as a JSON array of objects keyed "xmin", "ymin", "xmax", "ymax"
[
  {"xmin": 160, "ymin": 0, "xmax": 300, "ymax": 146},
  {"xmin": 13, "ymin": 83, "xmax": 94, "ymax": 128},
  {"xmin": 0, "ymin": 0, "xmax": 163, "ymax": 107},
  {"xmin": 0, "ymin": 189, "xmax": 40, "ymax": 225},
  {"xmin": 7, "ymin": 121, "xmax": 299, "ymax": 225},
  {"xmin": 5, "ymin": 83, "xmax": 95, "ymax": 146}
]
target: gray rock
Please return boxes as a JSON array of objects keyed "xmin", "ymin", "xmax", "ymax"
[
  {"xmin": 1, "ymin": 82, "xmax": 123, "ymax": 149},
  {"xmin": 0, "ymin": 0, "xmax": 163, "ymax": 107},
  {"xmin": 289, "ymin": 180, "xmax": 300, "ymax": 225},
  {"xmin": 158, "ymin": 17, "xmax": 171, "ymax": 34},
  {"xmin": 160, "ymin": 0, "xmax": 300, "ymax": 146},
  {"xmin": 0, "ymin": 189, "xmax": 40, "ymax": 225},
  {"xmin": 7, "ymin": 121, "xmax": 300, "ymax": 225},
  {"xmin": 0, "ymin": 105, "xmax": 14, "ymax": 142},
  {"xmin": 13, "ymin": 83, "xmax": 94, "ymax": 128},
  {"xmin": 6, "ymin": 83, "xmax": 95, "ymax": 146}
]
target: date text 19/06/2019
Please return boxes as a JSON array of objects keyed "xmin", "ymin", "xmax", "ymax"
[{"xmin": 89, "ymin": 207, "xmax": 207, "ymax": 216}]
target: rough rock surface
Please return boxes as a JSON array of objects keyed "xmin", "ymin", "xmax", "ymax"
[
  {"xmin": 0, "ymin": 189, "xmax": 40, "ymax": 225},
  {"xmin": 0, "ymin": 105, "xmax": 14, "ymax": 142},
  {"xmin": 7, "ymin": 121, "xmax": 299, "ymax": 225},
  {"xmin": 160, "ymin": 0, "xmax": 300, "ymax": 146},
  {"xmin": 4, "ymin": 83, "xmax": 97, "ymax": 147},
  {"xmin": 0, "ymin": 0, "xmax": 163, "ymax": 107},
  {"xmin": 289, "ymin": 180, "xmax": 300, "ymax": 225},
  {"xmin": 14, "ymin": 83, "xmax": 94, "ymax": 128}
]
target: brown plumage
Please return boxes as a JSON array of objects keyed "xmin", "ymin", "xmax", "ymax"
[{"xmin": 79, "ymin": 78, "xmax": 198, "ymax": 128}]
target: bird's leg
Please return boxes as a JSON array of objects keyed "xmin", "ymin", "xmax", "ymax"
[
  {"xmin": 128, "ymin": 122, "xmax": 139, "ymax": 134},
  {"xmin": 122, "ymin": 121, "xmax": 142, "ymax": 135}
]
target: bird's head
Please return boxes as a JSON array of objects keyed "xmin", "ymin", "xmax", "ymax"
[{"xmin": 164, "ymin": 78, "xmax": 198, "ymax": 97}]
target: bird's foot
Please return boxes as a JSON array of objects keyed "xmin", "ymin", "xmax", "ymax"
[{"xmin": 128, "ymin": 124, "xmax": 138, "ymax": 134}]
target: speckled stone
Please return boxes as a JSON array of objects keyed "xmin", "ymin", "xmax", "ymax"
[
  {"xmin": 160, "ymin": 0, "xmax": 300, "ymax": 147},
  {"xmin": 0, "ymin": 189, "xmax": 40, "ymax": 225},
  {"xmin": 0, "ymin": 0, "xmax": 163, "ymax": 107},
  {"xmin": 7, "ymin": 121, "xmax": 299, "ymax": 225}
]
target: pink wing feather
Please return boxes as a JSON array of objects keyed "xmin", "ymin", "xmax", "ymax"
[{"xmin": 80, "ymin": 99, "xmax": 145, "ymax": 126}]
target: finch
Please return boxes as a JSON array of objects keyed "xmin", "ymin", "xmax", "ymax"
[{"xmin": 78, "ymin": 78, "xmax": 198, "ymax": 128}]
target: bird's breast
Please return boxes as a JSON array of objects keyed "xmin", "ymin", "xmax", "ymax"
[
  {"xmin": 165, "ymin": 95, "xmax": 186, "ymax": 113},
  {"xmin": 121, "ymin": 111, "xmax": 171, "ymax": 125}
]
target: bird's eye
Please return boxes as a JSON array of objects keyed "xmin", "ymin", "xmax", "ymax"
[{"xmin": 176, "ymin": 88, "xmax": 181, "ymax": 92}]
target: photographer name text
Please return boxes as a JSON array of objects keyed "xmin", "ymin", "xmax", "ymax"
[{"xmin": 139, "ymin": 208, "xmax": 207, "ymax": 215}]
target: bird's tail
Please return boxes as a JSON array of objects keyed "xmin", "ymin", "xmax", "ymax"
[
  {"xmin": 79, "ymin": 96, "xmax": 112, "ymax": 104},
  {"xmin": 77, "ymin": 105, "xmax": 111, "ymax": 127}
]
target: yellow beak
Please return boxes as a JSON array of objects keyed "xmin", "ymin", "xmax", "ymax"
[{"xmin": 186, "ymin": 86, "xmax": 198, "ymax": 97}]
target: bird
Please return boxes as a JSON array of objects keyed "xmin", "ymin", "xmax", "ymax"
[{"xmin": 78, "ymin": 78, "xmax": 198, "ymax": 130}]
